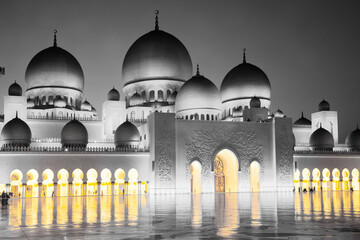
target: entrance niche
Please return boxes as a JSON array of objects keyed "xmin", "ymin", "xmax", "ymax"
[
  {"xmin": 322, "ymin": 168, "xmax": 331, "ymax": 191},
  {"xmin": 128, "ymin": 168, "xmax": 138, "ymax": 194},
  {"xmin": 42, "ymin": 169, "xmax": 54, "ymax": 197},
  {"xmin": 114, "ymin": 168, "xmax": 125, "ymax": 195},
  {"xmin": 26, "ymin": 169, "xmax": 39, "ymax": 197},
  {"xmin": 250, "ymin": 161, "xmax": 260, "ymax": 192},
  {"xmin": 86, "ymin": 168, "xmax": 98, "ymax": 196},
  {"xmin": 214, "ymin": 149, "xmax": 239, "ymax": 193},
  {"xmin": 352, "ymin": 168, "xmax": 359, "ymax": 190},
  {"xmin": 332, "ymin": 168, "xmax": 340, "ymax": 190},
  {"xmin": 294, "ymin": 169, "xmax": 300, "ymax": 192},
  {"xmin": 312, "ymin": 168, "xmax": 321, "ymax": 191},
  {"xmin": 57, "ymin": 169, "xmax": 69, "ymax": 196},
  {"xmin": 10, "ymin": 169, "xmax": 23, "ymax": 198},
  {"xmin": 72, "ymin": 169, "xmax": 83, "ymax": 196},
  {"xmin": 342, "ymin": 168, "xmax": 350, "ymax": 190},
  {"xmin": 100, "ymin": 168, "xmax": 112, "ymax": 195},
  {"xmin": 301, "ymin": 168, "xmax": 310, "ymax": 191},
  {"xmin": 190, "ymin": 160, "xmax": 202, "ymax": 194}
]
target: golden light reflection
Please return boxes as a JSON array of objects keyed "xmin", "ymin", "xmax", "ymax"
[
  {"xmin": 302, "ymin": 192, "xmax": 311, "ymax": 221},
  {"xmin": 100, "ymin": 196, "xmax": 112, "ymax": 223},
  {"xmin": 114, "ymin": 195, "xmax": 125, "ymax": 222},
  {"xmin": 322, "ymin": 191, "xmax": 332, "ymax": 219},
  {"xmin": 127, "ymin": 195, "xmax": 138, "ymax": 225},
  {"xmin": 72, "ymin": 196, "xmax": 83, "ymax": 224},
  {"xmin": 86, "ymin": 196, "xmax": 98, "ymax": 224},
  {"xmin": 25, "ymin": 198, "xmax": 38, "ymax": 226},
  {"xmin": 191, "ymin": 194, "xmax": 202, "ymax": 228},
  {"xmin": 216, "ymin": 193, "xmax": 239, "ymax": 238},
  {"xmin": 57, "ymin": 197, "xmax": 68, "ymax": 224},
  {"xmin": 9, "ymin": 198, "xmax": 23, "ymax": 226},
  {"xmin": 41, "ymin": 197, "xmax": 53, "ymax": 227},
  {"xmin": 333, "ymin": 191, "xmax": 341, "ymax": 218},
  {"xmin": 251, "ymin": 193, "xmax": 261, "ymax": 226}
]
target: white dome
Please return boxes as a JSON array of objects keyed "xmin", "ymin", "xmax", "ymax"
[{"xmin": 175, "ymin": 72, "xmax": 221, "ymax": 118}]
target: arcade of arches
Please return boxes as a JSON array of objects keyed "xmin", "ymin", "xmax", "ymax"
[
  {"xmin": 295, "ymin": 167, "xmax": 360, "ymax": 192},
  {"xmin": 2, "ymin": 168, "xmax": 147, "ymax": 198}
]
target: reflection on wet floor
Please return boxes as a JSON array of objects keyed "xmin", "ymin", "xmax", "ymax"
[{"xmin": 2, "ymin": 192, "xmax": 360, "ymax": 239}]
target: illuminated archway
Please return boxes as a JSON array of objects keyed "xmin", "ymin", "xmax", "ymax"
[
  {"xmin": 86, "ymin": 168, "xmax": 98, "ymax": 196},
  {"xmin": 190, "ymin": 160, "xmax": 202, "ymax": 194},
  {"xmin": 322, "ymin": 168, "xmax": 331, "ymax": 191},
  {"xmin": 302, "ymin": 168, "xmax": 310, "ymax": 191},
  {"xmin": 342, "ymin": 168, "xmax": 350, "ymax": 190},
  {"xmin": 42, "ymin": 169, "xmax": 54, "ymax": 197},
  {"xmin": 312, "ymin": 168, "xmax": 321, "ymax": 191},
  {"xmin": 10, "ymin": 169, "xmax": 23, "ymax": 198},
  {"xmin": 72, "ymin": 169, "xmax": 83, "ymax": 196},
  {"xmin": 57, "ymin": 169, "xmax": 69, "ymax": 196},
  {"xmin": 114, "ymin": 168, "xmax": 125, "ymax": 195},
  {"xmin": 294, "ymin": 169, "xmax": 300, "ymax": 192},
  {"xmin": 351, "ymin": 168, "xmax": 359, "ymax": 190},
  {"xmin": 214, "ymin": 149, "xmax": 238, "ymax": 193},
  {"xmin": 100, "ymin": 168, "xmax": 112, "ymax": 195},
  {"xmin": 250, "ymin": 161, "xmax": 260, "ymax": 192},
  {"xmin": 332, "ymin": 168, "xmax": 341, "ymax": 190},
  {"xmin": 128, "ymin": 168, "xmax": 138, "ymax": 194},
  {"xmin": 26, "ymin": 169, "xmax": 39, "ymax": 197}
]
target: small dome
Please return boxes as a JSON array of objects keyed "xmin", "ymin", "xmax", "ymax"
[
  {"xmin": 167, "ymin": 91, "xmax": 177, "ymax": 104},
  {"xmin": 8, "ymin": 81, "xmax": 22, "ymax": 96},
  {"xmin": 61, "ymin": 119, "xmax": 88, "ymax": 148},
  {"xmin": 122, "ymin": 30, "xmax": 192, "ymax": 86},
  {"xmin": 129, "ymin": 93, "xmax": 143, "ymax": 106},
  {"xmin": 294, "ymin": 112, "xmax": 311, "ymax": 125},
  {"xmin": 27, "ymin": 98, "xmax": 35, "ymax": 108},
  {"xmin": 319, "ymin": 99, "xmax": 330, "ymax": 111},
  {"xmin": 309, "ymin": 126, "xmax": 334, "ymax": 151},
  {"xmin": 250, "ymin": 96, "xmax": 261, "ymax": 108},
  {"xmin": 220, "ymin": 59, "xmax": 271, "ymax": 106},
  {"xmin": 274, "ymin": 109, "xmax": 285, "ymax": 118},
  {"xmin": 175, "ymin": 72, "xmax": 221, "ymax": 115},
  {"xmin": 81, "ymin": 100, "xmax": 91, "ymax": 111},
  {"xmin": 345, "ymin": 126, "xmax": 360, "ymax": 151},
  {"xmin": 54, "ymin": 96, "xmax": 66, "ymax": 108},
  {"xmin": 1, "ymin": 115, "xmax": 32, "ymax": 147},
  {"xmin": 114, "ymin": 121, "xmax": 140, "ymax": 148},
  {"xmin": 108, "ymin": 87, "xmax": 120, "ymax": 101}
]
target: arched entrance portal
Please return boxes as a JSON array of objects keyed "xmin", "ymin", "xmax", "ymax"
[
  {"xmin": 250, "ymin": 161, "xmax": 260, "ymax": 192},
  {"xmin": 214, "ymin": 149, "xmax": 239, "ymax": 193},
  {"xmin": 190, "ymin": 161, "xmax": 202, "ymax": 194}
]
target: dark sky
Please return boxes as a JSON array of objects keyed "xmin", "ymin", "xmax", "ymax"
[{"xmin": 1, "ymin": 0, "xmax": 360, "ymax": 142}]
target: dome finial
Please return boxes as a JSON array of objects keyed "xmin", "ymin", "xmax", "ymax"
[
  {"xmin": 320, "ymin": 123, "xmax": 322, "ymax": 128},
  {"xmin": 243, "ymin": 48, "xmax": 246, "ymax": 63},
  {"xmin": 155, "ymin": 10, "xmax": 159, "ymax": 30},
  {"xmin": 15, "ymin": 111, "xmax": 18, "ymax": 118},
  {"xmin": 301, "ymin": 111, "xmax": 304, "ymax": 118},
  {"xmin": 53, "ymin": 29, "xmax": 57, "ymax": 47},
  {"xmin": 196, "ymin": 64, "xmax": 200, "ymax": 76}
]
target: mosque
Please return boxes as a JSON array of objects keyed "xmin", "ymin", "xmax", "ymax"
[{"xmin": 0, "ymin": 12, "xmax": 358, "ymax": 198}]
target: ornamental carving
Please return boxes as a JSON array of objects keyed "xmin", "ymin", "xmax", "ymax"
[{"xmin": 158, "ymin": 125, "xmax": 174, "ymax": 186}]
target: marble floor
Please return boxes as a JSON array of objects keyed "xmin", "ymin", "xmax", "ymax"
[{"xmin": 0, "ymin": 191, "xmax": 360, "ymax": 239}]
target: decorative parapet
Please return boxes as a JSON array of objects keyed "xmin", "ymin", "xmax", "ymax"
[
  {"xmin": 294, "ymin": 149, "xmax": 360, "ymax": 155},
  {"xmin": 0, "ymin": 145, "xmax": 149, "ymax": 152}
]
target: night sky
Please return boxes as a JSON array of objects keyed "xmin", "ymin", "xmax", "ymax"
[{"xmin": 1, "ymin": 0, "xmax": 360, "ymax": 142}]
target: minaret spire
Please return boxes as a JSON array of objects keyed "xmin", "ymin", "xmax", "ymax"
[
  {"xmin": 53, "ymin": 29, "xmax": 57, "ymax": 47},
  {"xmin": 243, "ymin": 48, "xmax": 246, "ymax": 63},
  {"xmin": 155, "ymin": 10, "xmax": 159, "ymax": 30}
]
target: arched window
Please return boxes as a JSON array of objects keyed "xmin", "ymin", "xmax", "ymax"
[
  {"xmin": 158, "ymin": 90, "xmax": 164, "ymax": 102},
  {"xmin": 130, "ymin": 111, "xmax": 136, "ymax": 120},
  {"xmin": 149, "ymin": 90, "xmax": 155, "ymax": 102},
  {"xmin": 166, "ymin": 90, "xmax": 171, "ymax": 101},
  {"xmin": 141, "ymin": 91, "xmax": 146, "ymax": 102}
]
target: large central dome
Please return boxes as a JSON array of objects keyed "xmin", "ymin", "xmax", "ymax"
[
  {"xmin": 25, "ymin": 46, "xmax": 84, "ymax": 92},
  {"xmin": 122, "ymin": 29, "xmax": 192, "ymax": 86}
]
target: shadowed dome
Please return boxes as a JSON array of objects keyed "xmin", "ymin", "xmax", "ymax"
[
  {"xmin": 81, "ymin": 100, "xmax": 91, "ymax": 111},
  {"xmin": 108, "ymin": 87, "xmax": 120, "ymax": 101},
  {"xmin": 319, "ymin": 99, "xmax": 330, "ymax": 111},
  {"xmin": 1, "ymin": 115, "xmax": 32, "ymax": 147},
  {"xmin": 345, "ymin": 126, "xmax": 360, "ymax": 150},
  {"xmin": 294, "ymin": 112, "xmax": 311, "ymax": 125},
  {"xmin": 114, "ymin": 121, "xmax": 140, "ymax": 148},
  {"xmin": 8, "ymin": 81, "xmax": 22, "ymax": 96},
  {"xmin": 250, "ymin": 96, "xmax": 261, "ymax": 108},
  {"xmin": 309, "ymin": 126, "xmax": 334, "ymax": 151},
  {"xmin": 122, "ymin": 29, "xmax": 192, "ymax": 86},
  {"xmin": 61, "ymin": 119, "xmax": 88, "ymax": 148},
  {"xmin": 25, "ymin": 45, "xmax": 84, "ymax": 92},
  {"xmin": 175, "ymin": 71, "xmax": 221, "ymax": 114},
  {"xmin": 220, "ymin": 51, "xmax": 271, "ymax": 105}
]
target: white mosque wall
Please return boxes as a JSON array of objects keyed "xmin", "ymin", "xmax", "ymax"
[
  {"xmin": 0, "ymin": 152, "xmax": 150, "ymax": 185},
  {"xmin": 3, "ymin": 95, "xmax": 27, "ymax": 123},
  {"xmin": 102, "ymin": 100, "xmax": 126, "ymax": 140},
  {"xmin": 311, "ymin": 111, "xmax": 338, "ymax": 144},
  {"xmin": 293, "ymin": 125, "xmax": 312, "ymax": 146}
]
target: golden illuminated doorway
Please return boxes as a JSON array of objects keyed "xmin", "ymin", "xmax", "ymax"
[
  {"xmin": 10, "ymin": 169, "xmax": 23, "ymax": 198},
  {"xmin": 57, "ymin": 169, "xmax": 69, "ymax": 197},
  {"xmin": 26, "ymin": 169, "xmax": 39, "ymax": 197},
  {"xmin": 342, "ymin": 168, "xmax": 350, "ymax": 190},
  {"xmin": 72, "ymin": 169, "xmax": 83, "ymax": 196},
  {"xmin": 42, "ymin": 169, "xmax": 54, "ymax": 197},
  {"xmin": 250, "ymin": 161, "xmax": 260, "ymax": 192},
  {"xmin": 214, "ymin": 149, "xmax": 239, "ymax": 193},
  {"xmin": 190, "ymin": 161, "xmax": 202, "ymax": 194}
]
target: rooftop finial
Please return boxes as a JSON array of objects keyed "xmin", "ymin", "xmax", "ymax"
[
  {"xmin": 301, "ymin": 111, "xmax": 304, "ymax": 118},
  {"xmin": 53, "ymin": 29, "xmax": 57, "ymax": 47},
  {"xmin": 15, "ymin": 111, "xmax": 18, "ymax": 118},
  {"xmin": 155, "ymin": 10, "xmax": 159, "ymax": 30},
  {"xmin": 196, "ymin": 64, "xmax": 200, "ymax": 76},
  {"xmin": 243, "ymin": 48, "xmax": 246, "ymax": 63}
]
